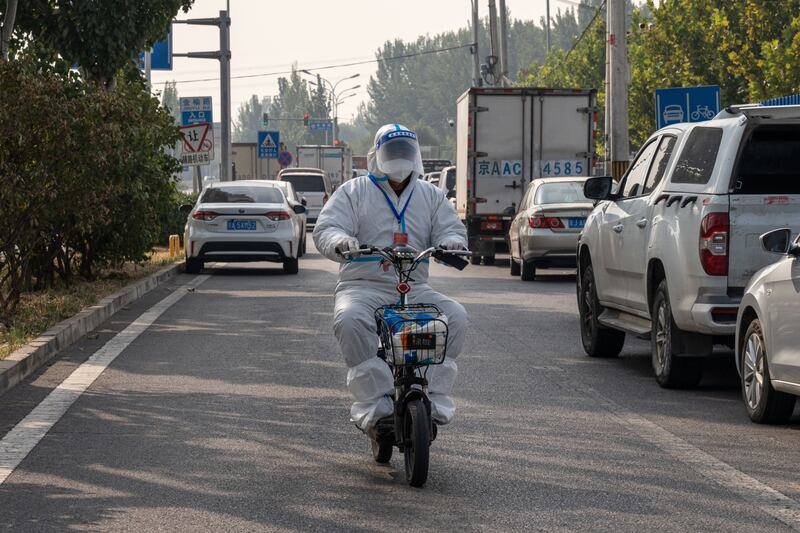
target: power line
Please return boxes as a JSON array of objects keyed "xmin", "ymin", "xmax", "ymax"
[
  {"xmin": 170, "ymin": 43, "xmax": 473, "ymax": 85},
  {"xmin": 562, "ymin": 0, "xmax": 607, "ymax": 65}
]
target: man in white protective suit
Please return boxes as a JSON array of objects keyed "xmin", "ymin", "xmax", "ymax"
[{"xmin": 313, "ymin": 123, "xmax": 468, "ymax": 436}]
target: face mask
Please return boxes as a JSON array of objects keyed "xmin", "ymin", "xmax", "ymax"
[{"xmin": 386, "ymin": 171, "xmax": 410, "ymax": 183}]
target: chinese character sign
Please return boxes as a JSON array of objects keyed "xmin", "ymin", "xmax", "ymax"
[{"xmin": 477, "ymin": 160, "xmax": 522, "ymax": 177}]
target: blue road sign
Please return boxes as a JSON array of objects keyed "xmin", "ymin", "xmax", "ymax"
[
  {"xmin": 180, "ymin": 97, "xmax": 213, "ymax": 126},
  {"xmin": 309, "ymin": 120, "xmax": 333, "ymax": 132},
  {"xmin": 138, "ymin": 28, "xmax": 173, "ymax": 71},
  {"xmin": 258, "ymin": 131, "xmax": 280, "ymax": 159},
  {"xmin": 655, "ymin": 85, "xmax": 720, "ymax": 130}
]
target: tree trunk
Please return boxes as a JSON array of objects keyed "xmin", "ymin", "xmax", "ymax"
[{"xmin": 1, "ymin": 0, "xmax": 19, "ymax": 62}]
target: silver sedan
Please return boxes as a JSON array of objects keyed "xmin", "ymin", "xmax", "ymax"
[
  {"xmin": 508, "ymin": 177, "xmax": 593, "ymax": 281},
  {"xmin": 736, "ymin": 228, "xmax": 800, "ymax": 423}
]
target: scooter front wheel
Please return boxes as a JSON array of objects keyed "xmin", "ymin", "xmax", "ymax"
[{"xmin": 404, "ymin": 399, "xmax": 430, "ymax": 487}]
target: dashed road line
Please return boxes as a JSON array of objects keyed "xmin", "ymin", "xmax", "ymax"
[
  {"xmin": 582, "ymin": 387, "xmax": 800, "ymax": 531},
  {"xmin": 0, "ymin": 275, "xmax": 209, "ymax": 484}
]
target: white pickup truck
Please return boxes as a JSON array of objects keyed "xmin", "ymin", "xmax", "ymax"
[{"xmin": 577, "ymin": 105, "xmax": 800, "ymax": 388}]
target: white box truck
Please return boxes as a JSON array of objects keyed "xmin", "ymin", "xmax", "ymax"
[
  {"xmin": 231, "ymin": 142, "xmax": 280, "ymax": 181},
  {"xmin": 296, "ymin": 145, "xmax": 353, "ymax": 189},
  {"xmin": 455, "ymin": 87, "xmax": 598, "ymax": 264}
]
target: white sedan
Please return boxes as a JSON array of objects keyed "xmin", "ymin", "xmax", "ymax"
[
  {"xmin": 182, "ymin": 181, "xmax": 306, "ymax": 274},
  {"xmin": 736, "ymin": 228, "xmax": 800, "ymax": 423}
]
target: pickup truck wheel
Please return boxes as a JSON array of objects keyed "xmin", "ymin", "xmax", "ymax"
[
  {"xmin": 470, "ymin": 256, "xmax": 481, "ymax": 266},
  {"xmin": 651, "ymin": 280, "xmax": 704, "ymax": 389},
  {"xmin": 185, "ymin": 257, "xmax": 203, "ymax": 274},
  {"xmin": 579, "ymin": 265, "xmax": 625, "ymax": 357},
  {"xmin": 484, "ymin": 256, "xmax": 496, "ymax": 266},
  {"xmin": 741, "ymin": 318, "xmax": 795, "ymax": 423},
  {"xmin": 521, "ymin": 260, "xmax": 536, "ymax": 281}
]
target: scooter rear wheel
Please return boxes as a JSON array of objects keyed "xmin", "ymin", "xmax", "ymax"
[
  {"xmin": 404, "ymin": 399, "xmax": 430, "ymax": 487},
  {"xmin": 371, "ymin": 438, "xmax": 393, "ymax": 464}
]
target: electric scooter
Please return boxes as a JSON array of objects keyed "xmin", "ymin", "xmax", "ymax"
[{"xmin": 344, "ymin": 244, "xmax": 470, "ymax": 487}]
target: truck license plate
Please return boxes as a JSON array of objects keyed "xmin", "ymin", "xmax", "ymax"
[{"xmin": 227, "ymin": 220, "xmax": 257, "ymax": 231}]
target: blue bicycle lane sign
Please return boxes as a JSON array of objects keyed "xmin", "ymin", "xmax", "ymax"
[{"xmin": 655, "ymin": 85, "xmax": 720, "ymax": 129}]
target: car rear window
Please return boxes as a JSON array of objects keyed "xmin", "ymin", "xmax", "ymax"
[
  {"xmin": 201, "ymin": 186, "xmax": 283, "ymax": 204},
  {"xmin": 670, "ymin": 127, "xmax": 723, "ymax": 185},
  {"xmin": 534, "ymin": 182, "xmax": 589, "ymax": 204},
  {"xmin": 734, "ymin": 125, "xmax": 800, "ymax": 194},
  {"xmin": 281, "ymin": 174, "xmax": 326, "ymax": 192}
]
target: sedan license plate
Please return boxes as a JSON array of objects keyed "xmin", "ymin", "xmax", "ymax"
[
  {"xmin": 227, "ymin": 219, "xmax": 257, "ymax": 231},
  {"xmin": 568, "ymin": 217, "xmax": 586, "ymax": 229}
]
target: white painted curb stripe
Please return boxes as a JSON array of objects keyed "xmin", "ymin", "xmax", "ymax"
[
  {"xmin": 585, "ymin": 388, "xmax": 800, "ymax": 531},
  {"xmin": 0, "ymin": 275, "xmax": 209, "ymax": 485}
]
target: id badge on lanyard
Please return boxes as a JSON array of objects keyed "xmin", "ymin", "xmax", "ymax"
[{"xmin": 370, "ymin": 177, "xmax": 414, "ymax": 246}]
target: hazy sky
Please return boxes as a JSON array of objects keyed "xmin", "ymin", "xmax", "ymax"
[{"xmin": 152, "ymin": 0, "xmax": 565, "ymax": 124}]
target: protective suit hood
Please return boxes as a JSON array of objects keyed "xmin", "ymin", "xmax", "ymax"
[{"xmin": 367, "ymin": 124, "xmax": 424, "ymax": 182}]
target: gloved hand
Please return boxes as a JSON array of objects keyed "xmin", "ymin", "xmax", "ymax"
[
  {"xmin": 438, "ymin": 236, "xmax": 466, "ymax": 251},
  {"xmin": 335, "ymin": 236, "xmax": 361, "ymax": 258}
]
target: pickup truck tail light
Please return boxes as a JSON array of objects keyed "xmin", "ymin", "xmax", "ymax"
[
  {"xmin": 529, "ymin": 216, "xmax": 564, "ymax": 229},
  {"xmin": 699, "ymin": 212, "xmax": 729, "ymax": 276},
  {"xmin": 192, "ymin": 210, "xmax": 218, "ymax": 221},
  {"xmin": 264, "ymin": 211, "xmax": 291, "ymax": 221}
]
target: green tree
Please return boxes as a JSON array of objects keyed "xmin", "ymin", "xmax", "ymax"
[
  {"xmin": 160, "ymin": 80, "xmax": 180, "ymax": 123},
  {"xmin": 233, "ymin": 94, "xmax": 271, "ymax": 143},
  {"xmin": 4, "ymin": 0, "xmax": 194, "ymax": 87}
]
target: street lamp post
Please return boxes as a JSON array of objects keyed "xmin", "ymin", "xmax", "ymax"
[{"xmin": 301, "ymin": 71, "xmax": 360, "ymax": 143}]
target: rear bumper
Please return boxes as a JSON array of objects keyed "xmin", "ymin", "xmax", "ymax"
[
  {"xmin": 196, "ymin": 242, "xmax": 288, "ymax": 263},
  {"xmin": 686, "ymin": 298, "xmax": 740, "ymax": 335},
  {"xmin": 520, "ymin": 231, "xmax": 580, "ymax": 262},
  {"xmin": 186, "ymin": 226, "xmax": 296, "ymax": 262}
]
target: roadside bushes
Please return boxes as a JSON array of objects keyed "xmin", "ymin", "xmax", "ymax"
[{"xmin": 0, "ymin": 57, "xmax": 181, "ymax": 321}]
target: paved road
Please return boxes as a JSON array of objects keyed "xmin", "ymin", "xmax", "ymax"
[{"xmin": 1, "ymin": 244, "xmax": 800, "ymax": 531}]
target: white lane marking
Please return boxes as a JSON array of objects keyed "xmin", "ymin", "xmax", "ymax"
[
  {"xmin": 584, "ymin": 388, "xmax": 800, "ymax": 530},
  {"xmin": 0, "ymin": 275, "xmax": 209, "ymax": 484}
]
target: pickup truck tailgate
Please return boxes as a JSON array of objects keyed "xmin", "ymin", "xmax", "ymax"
[{"xmin": 729, "ymin": 195, "xmax": 800, "ymax": 287}]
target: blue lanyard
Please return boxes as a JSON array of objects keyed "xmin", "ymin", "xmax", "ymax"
[{"xmin": 369, "ymin": 176, "xmax": 414, "ymax": 232}]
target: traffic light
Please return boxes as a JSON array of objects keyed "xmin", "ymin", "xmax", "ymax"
[
  {"xmin": 303, "ymin": 113, "xmax": 309, "ymax": 126},
  {"xmin": 262, "ymin": 112, "xmax": 269, "ymax": 126}
]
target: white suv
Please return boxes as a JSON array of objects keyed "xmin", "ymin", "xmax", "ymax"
[{"xmin": 577, "ymin": 105, "xmax": 800, "ymax": 388}]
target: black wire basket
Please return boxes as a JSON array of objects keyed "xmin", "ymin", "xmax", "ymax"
[{"xmin": 374, "ymin": 304, "xmax": 449, "ymax": 366}]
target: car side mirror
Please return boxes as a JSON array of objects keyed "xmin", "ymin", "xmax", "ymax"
[
  {"xmin": 446, "ymin": 190, "xmax": 456, "ymax": 199},
  {"xmin": 761, "ymin": 228, "xmax": 792, "ymax": 254},
  {"xmin": 584, "ymin": 176, "xmax": 614, "ymax": 201},
  {"xmin": 292, "ymin": 204, "xmax": 307, "ymax": 215},
  {"xmin": 179, "ymin": 204, "xmax": 194, "ymax": 215}
]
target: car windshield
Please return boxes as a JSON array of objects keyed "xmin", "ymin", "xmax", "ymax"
[
  {"xmin": 201, "ymin": 186, "xmax": 284, "ymax": 204},
  {"xmin": 444, "ymin": 169, "xmax": 456, "ymax": 191},
  {"xmin": 281, "ymin": 174, "xmax": 326, "ymax": 192},
  {"xmin": 534, "ymin": 182, "xmax": 589, "ymax": 204}
]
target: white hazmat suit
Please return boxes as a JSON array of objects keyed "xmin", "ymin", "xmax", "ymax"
[{"xmin": 313, "ymin": 124, "xmax": 468, "ymax": 432}]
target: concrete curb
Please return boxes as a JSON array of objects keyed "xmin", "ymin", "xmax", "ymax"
[{"xmin": 0, "ymin": 261, "xmax": 184, "ymax": 396}]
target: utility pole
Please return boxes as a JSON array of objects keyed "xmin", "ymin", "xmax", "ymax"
[
  {"xmin": 219, "ymin": 10, "xmax": 231, "ymax": 182},
  {"xmin": 144, "ymin": 49, "xmax": 152, "ymax": 89},
  {"xmin": 173, "ymin": 10, "xmax": 232, "ymax": 181},
  {"xmin": 471, "ymin": 0, "xmax": 480, "ymax": 87},
  {"xmin": 487, "ymin": 0, "xmax": 500, "ymax": 86},
  {"xmin": 546, "ymin": 0, "xmax": 551, "ymax": 53},
  {"xmin": 497, "ymin": 0, "xmax": 510, "ymax": 86},
  {"xmin": 607, "ymin": 0, "xmax": 629, "ymax": 179}
]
